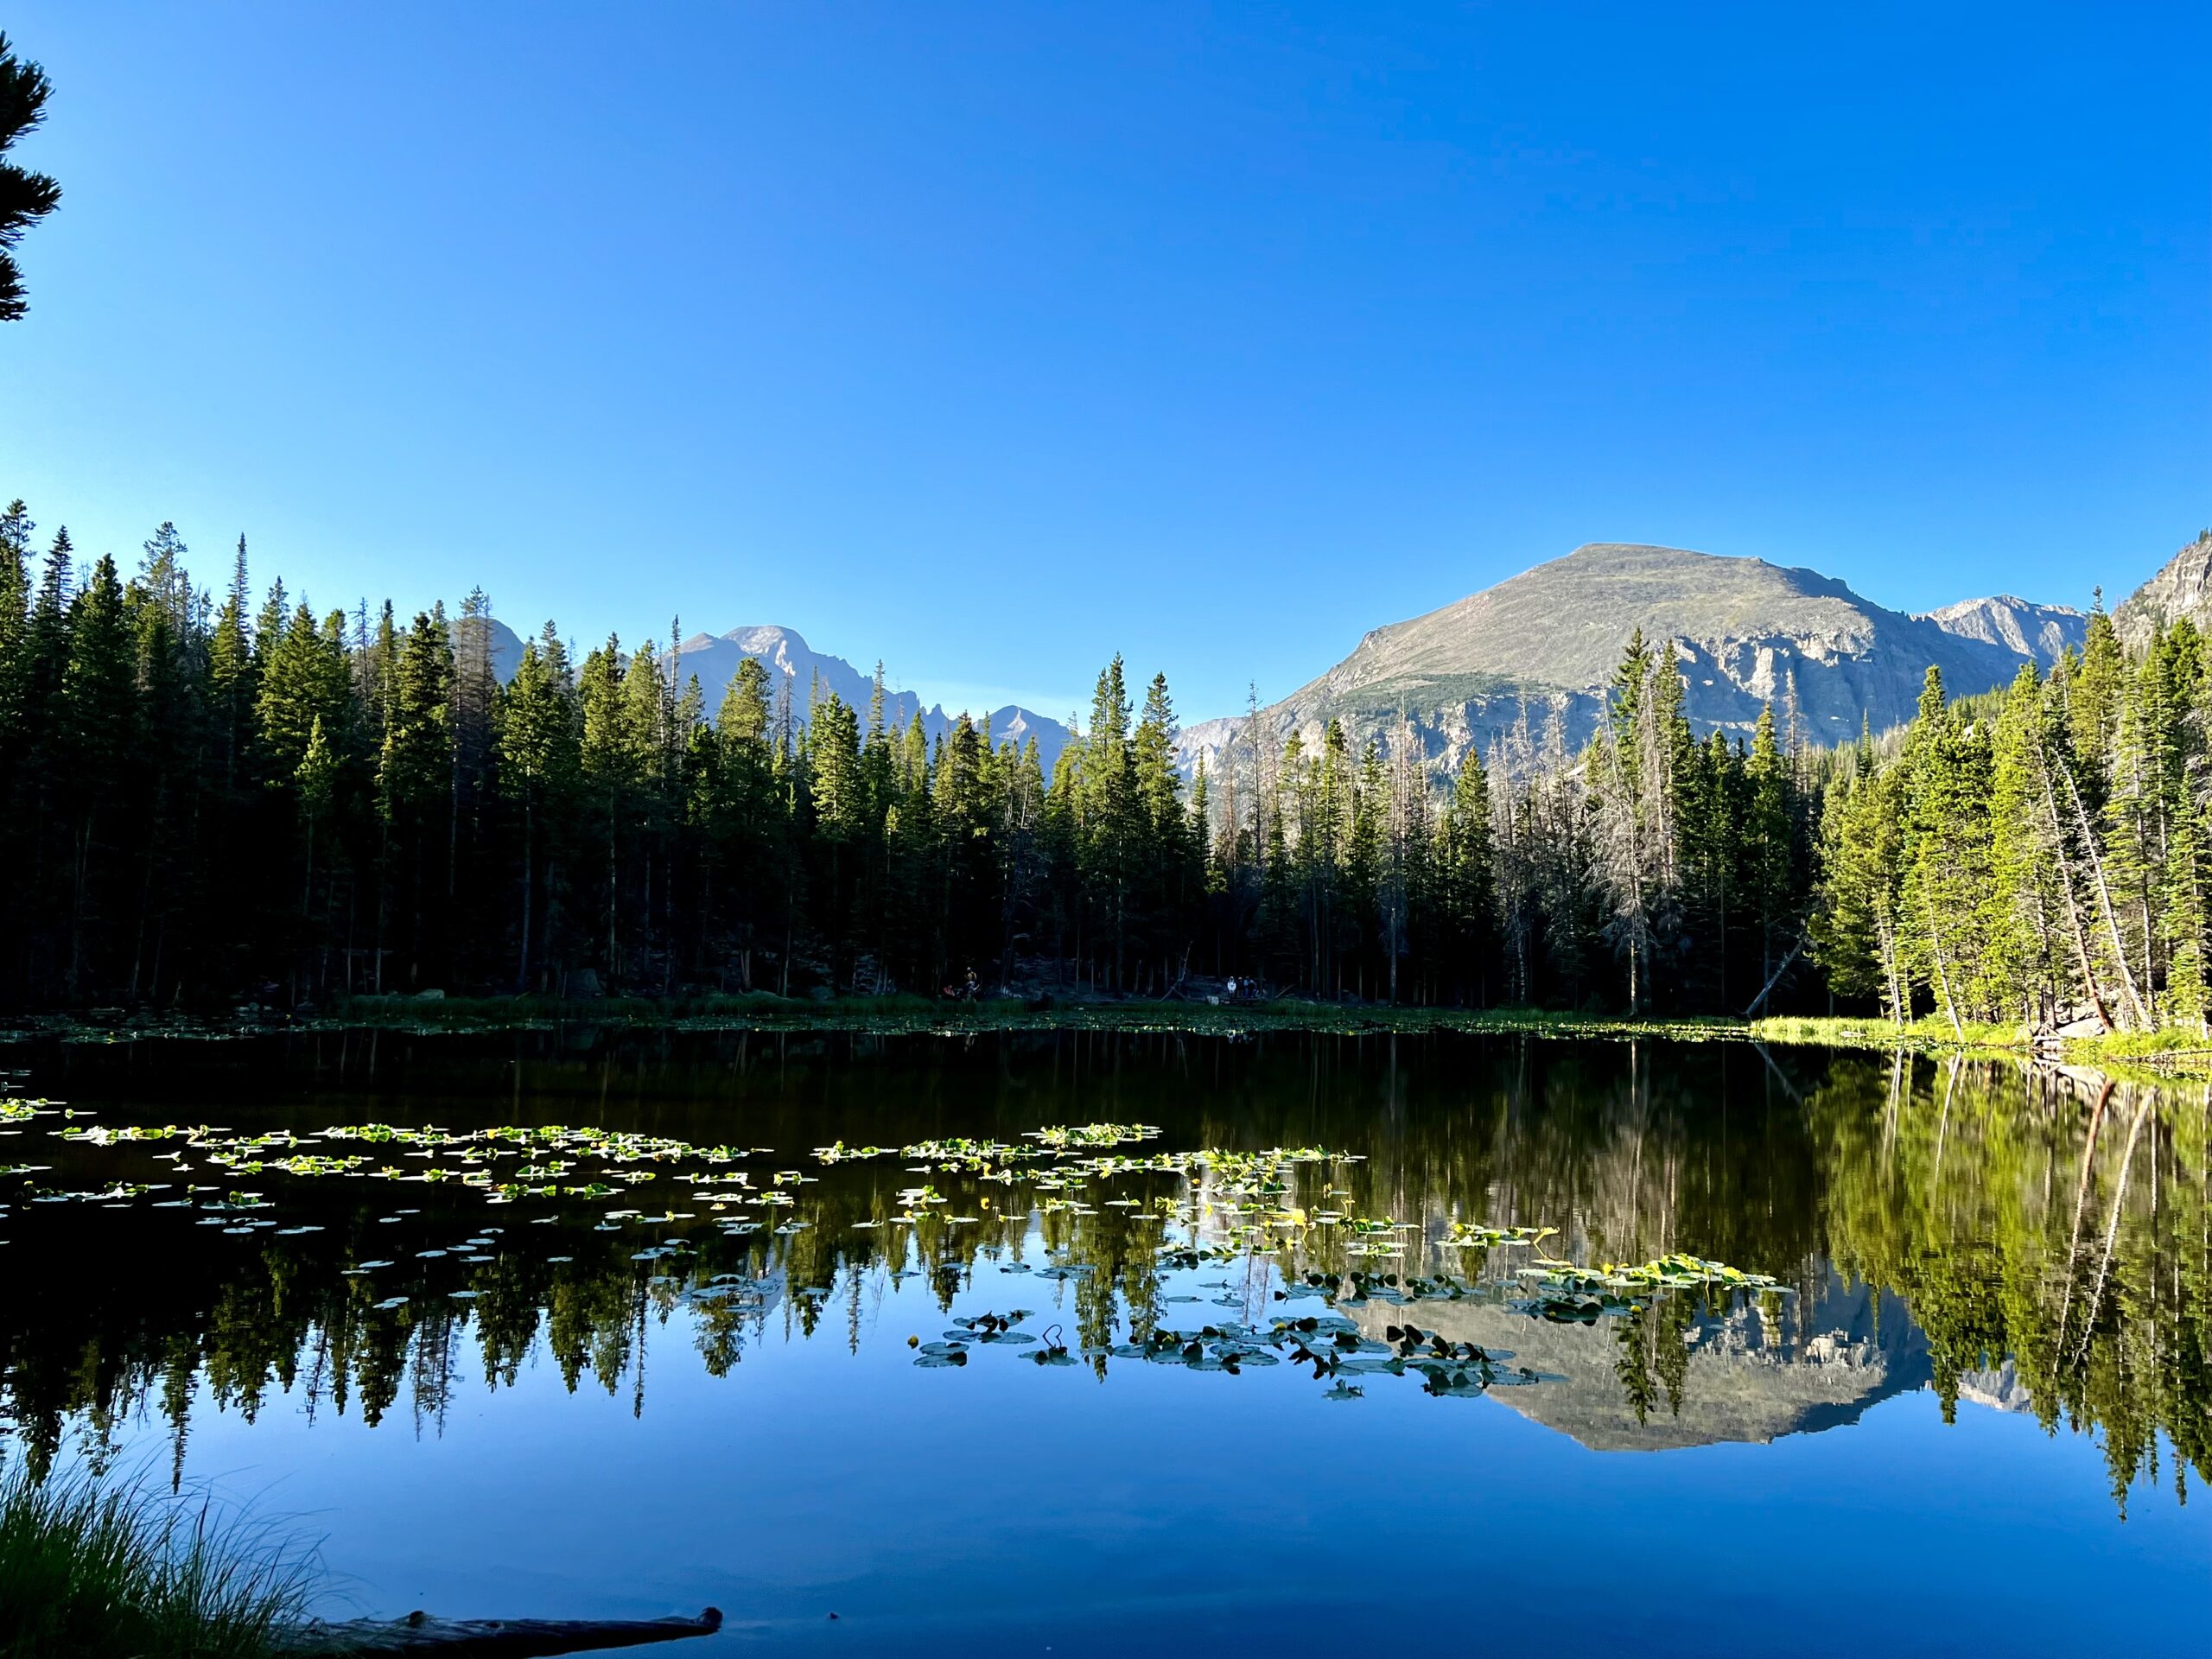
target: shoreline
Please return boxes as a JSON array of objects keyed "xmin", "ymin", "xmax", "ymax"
[{"xmin": 3, "ymin": 995, "xmax": 2208, "ymax": 1079}]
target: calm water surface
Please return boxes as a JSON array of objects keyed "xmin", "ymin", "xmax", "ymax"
[{"xmin": 2, "ymin": 1030, "xmax": 2206, "ymax": 1656}]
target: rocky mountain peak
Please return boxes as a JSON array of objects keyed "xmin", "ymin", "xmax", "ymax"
[{"xmin": 2116, "ymin": 531, "xmax": 2212, "ymax": 648}]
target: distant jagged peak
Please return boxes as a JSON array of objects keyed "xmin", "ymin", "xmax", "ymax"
[
  {"xmin": 658, "ymin": 623, "xmax": 1074, "ymax": 767},
  {"xmin": 720, "ymin": 622, "xmax": 817, "ymax": 657},
  {"xmin": 1919, "ymin": 594, "xmax": 2087, "ymax": 668}
]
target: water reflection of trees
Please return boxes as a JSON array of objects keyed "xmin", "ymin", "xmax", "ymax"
[
  {"xmin": 3, "ymin": 1033, "xmax": 2211, "ymax": 1512},
  {"xmin": 1809, "ymin": 1055, "xmax": 2212, "ymax": 1515}
]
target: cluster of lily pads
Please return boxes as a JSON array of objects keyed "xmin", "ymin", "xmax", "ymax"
[
  {"xmin": 903, "ymin": 1276, "xmax": 1554, "ymax": 1403},
  {"xmin": 5, "ymin": 1096, "xmax": 1793, "ymax": 1408},
  {"xmin": 31, "ymin": 1116, "xmax": 812, "ymax": 1230},
  {"xmin": 0, "ymin": 1096, "xmax": 64, "ymax": 1241},
  {"xmin": 1512, "ymin": 1252, "xmax": 1787, "ymax": 1322},
  {"xmin": 816, "ymin": 1125, "xmax": 1395, "ymax": 1262}
]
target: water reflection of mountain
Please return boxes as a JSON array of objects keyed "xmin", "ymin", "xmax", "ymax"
[{"xmin": 1356, "ymin": 1270, "xmax": 1929, "ymax": 1452}]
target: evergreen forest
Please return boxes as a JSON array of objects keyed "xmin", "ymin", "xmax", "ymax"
[{"xmin": 0, "ymin": 500, "xmax": 2202, "ymax": 1036}]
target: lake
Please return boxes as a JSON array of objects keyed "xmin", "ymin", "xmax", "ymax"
[{"xmin": 2, "ymin": 1028, "xmax": 2206, "ymax": 1656}]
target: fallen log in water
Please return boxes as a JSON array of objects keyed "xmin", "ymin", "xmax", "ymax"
[{"xmin": 280, "ymin": 1605, "xmax": 722, "ymax": 1657}]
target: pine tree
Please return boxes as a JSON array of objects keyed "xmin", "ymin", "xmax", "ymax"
[
  {"xmin": 256, "ymin": 601, "xmax": 349, "ymax": 786},
  {"xmin": 58, "ymin": 554, "xmax": 134, "ymax": 993},
  {"xmin": 1979, "ymin": 666, "xmax": 2057, "ymax": 1029},
  {"xmin": 207, "ymin": 537, "xmax": 256, "ymax": 791},
  {"xmin": 378, "ymin": 612, "xmax": 454, "ymax": 988},
  {"xmin": 296, "ymin": 714, "xmax": 338, "ymax": 918},
  {"xmin": 1433, "ymin": 745, "xmax": 1495, "ymax": 1003},
  {"xmin": 1130, "ymin": 671, "xmax": 1192, "ymax": 988},
  {"xmin": 2163, "ymin": 798, "xmax": 2209, "ymax": 1035},
  {"xmin": 0, "ymin": 32, "xmax": 62, "ymax": 322},
  {"xmin": 1676, "ymin": 728, "xmax": 1739, "ymax": 1007},
  {"xmin": 1743, "ymin": 704, "xmax": 1796, "ymax": 1007},
  {"xmin": 2070, "ymin": 598, "xmax": 2123, "ymax": 807},
  {"xmin": 0, "ymin": 500, "xmax": 32, "ymax": 752},
  {"xmin": 1076, "ymin": 657, "xmax": 1136, "ymax": 988},
  {"xmin": 498, "ymin": 639, "xmax": 579, "ymax": 993},
  {"xmin": 1812, "ymin": 746, "xmax": 1910, "ymax": 1024}
]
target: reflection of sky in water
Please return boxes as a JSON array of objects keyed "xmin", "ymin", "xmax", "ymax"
[
  {"xmin": 3, "ymin": 1033, "xmax": 2210, "ymax": 1655},
  {"xmin": 163, "ymin": 1255, "xmax": 2210, "ymax": 1656}
]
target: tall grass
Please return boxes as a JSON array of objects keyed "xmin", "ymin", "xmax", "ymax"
[{"xmin": 0, "ymin": 1464, "xmax": 317, "ymax": 1658}]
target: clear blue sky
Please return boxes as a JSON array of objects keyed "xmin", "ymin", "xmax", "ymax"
[{"xmin": 3, "ymin": 3, "xmax": 2205, "ymax": 721}]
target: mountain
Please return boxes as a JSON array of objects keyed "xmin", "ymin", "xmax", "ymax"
[
  {"xmin": 1173, "ymin": 715, "xmax": 1244, "ymax": 784},
  {"xmin": 485, "ymin": 618, "xmax": 527, "ymax": 682},
  {"xmin": 1350, "ymin": 1267, "xmax": 1929, "ymax": 1452},
  {"xmin": 1918, "ymin": 595, "xmax": 2086, "ymax": 665},
  {"xmin": 672, "ymin": 625, "xmax": 1073, "ymax": 768},
  {"xmin": 2115, "ymin": 530, "xmax": 2212, "ymax": 649},
  {"xmin": 482, "ymin": 619, "xmax": 1071, "ymax": 767},
  {"xmin": 1190, "ymin": 543, "xmax": 2072, "ymax": 781},
  {"xmin": 673, "ymin": 624, "xmax": 885, "ymax": 719}
]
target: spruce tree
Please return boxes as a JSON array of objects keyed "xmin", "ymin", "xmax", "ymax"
[
  {"xmin": 0, "ymin": 32, "xmax": 61, "ymax": 321},
  {"xmin": 1743, "ymin": 704, "xmax": 1795, "ymax": 1004},
  {"xmin": 2163, "ymin": 798, "xmax": 2209, "ymax": 1034},
  {"xmin": 377, "ymin": 611, "xmax": 454, "ymax": 988},
  {"xmin": 1432, "ymin": 746, "xmax": 1495, "ymax": 1003},
  {"xmin": 498, "ymin": 639, "xmax": 580, "ymax": 993}
]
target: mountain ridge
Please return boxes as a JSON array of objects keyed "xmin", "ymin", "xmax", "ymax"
[
  {"xmin": 1176, "ymin": 542, "xmax": 2091, "ymax": 782},
  {"xmin": 480, "ymin": 618, "xmax": 1071, "ymax": 767},
  {"xmin": 476, "ymin": 535, "xmax": 2189, "ymax": 789}
]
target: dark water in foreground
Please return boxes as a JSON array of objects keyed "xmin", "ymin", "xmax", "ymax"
[{"xmin": 2, "ymin": 1029, "xmax": 2207, "ymax": 1656}]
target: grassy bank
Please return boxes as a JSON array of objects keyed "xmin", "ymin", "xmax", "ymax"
[
  {"xmin": 0, "ymin": 1465, "xmax": 314, "ymax": 1658},
  {"xmin": 1747, "ymin": 1014, "xmax": 2212, "ymax": 1079}
]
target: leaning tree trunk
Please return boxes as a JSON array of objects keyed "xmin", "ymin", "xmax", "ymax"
[
  {"xmin": 2033, "ymin": 741, "xmax": 2114, "ymax": 1033},
  {"xmin": 2061, "ymin": 761, "xmax": 2150, "ymax": 1028}
]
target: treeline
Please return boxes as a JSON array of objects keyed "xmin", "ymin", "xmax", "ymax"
[
  {"xmin": 1812, "ymin": 602, "xmax": 2212, "ymax": 1035},
  {"xmin": 0, "ymin": 505, "xmax": 1205, "ymax": 1006},
  {"xmin": 0, "ymin": 507, "xmax": 1842, "ymax": 1012}
]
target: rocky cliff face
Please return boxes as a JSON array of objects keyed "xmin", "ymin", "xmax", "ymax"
[
  {"xmin": 2116, "ymin": 531, "xmax": 2212, "ymax": 650},
  {"xmin": 1919, "ymin": 595, "xmax": 2086, "ymax": 665},
  {"xmin": 1172, "ymin": 715, "xmax": 1244, "ymax": 784},
  {"xmin": 485, "ymin": 617, "xmax": 526, "ymax": 682}
]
